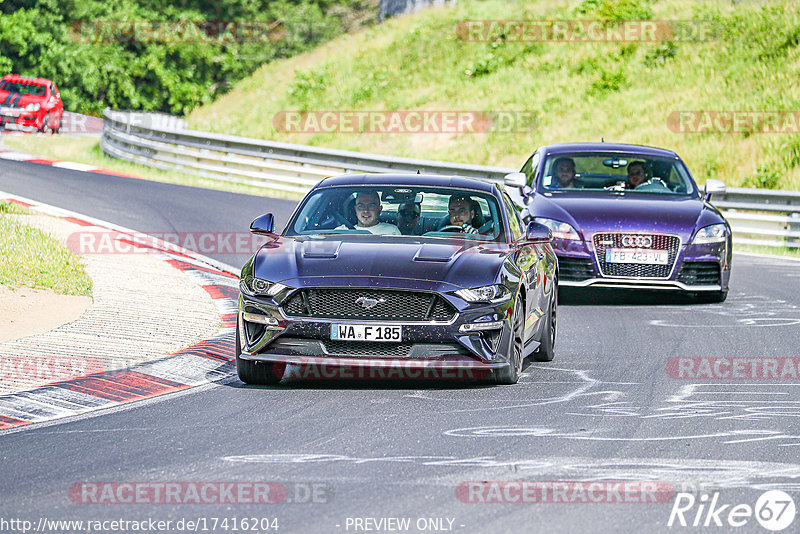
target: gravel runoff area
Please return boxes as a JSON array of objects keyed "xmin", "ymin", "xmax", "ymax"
[{"xmin": 0, "ymin": 210, "xmax": 222, "ymax": 394}]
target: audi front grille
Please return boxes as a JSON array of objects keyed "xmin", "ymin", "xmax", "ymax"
[{"xmin": 593, "ymin": 233, "xmax": 681, "ymax": 279}]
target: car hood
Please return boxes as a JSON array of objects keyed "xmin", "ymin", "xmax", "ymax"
[
  {"xmin": 252, "ymin": 236, "xmax": 511, "ymax": 290},
  {"xmin": 531, "ymin": 192, "xmax": 708, "ymax": 242},
  {"xmin": 0, "ymin": 91, "xmax": 46, "ymax": 108}
]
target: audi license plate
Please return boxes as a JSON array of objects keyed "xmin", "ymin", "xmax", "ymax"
[
  {"xmin": 605, "ymin": 248, "xmax": 669, "ymax": 265},
  {"xmin": 331, "ymin": 324, "xmax": 402, "ymax": 342}
]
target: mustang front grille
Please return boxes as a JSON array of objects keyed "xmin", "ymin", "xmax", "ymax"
[
  {"xmin": 593, "ymin": 233, "xmax": 680, "ymax": 279},
  {"xmin": 323, "ymin": 340, "xmax": 414, "ymax": 358},
  {"xmin": 259, "ymin": 337, "xmax": 474, "ymax": 359},
  {"xmin": 281, "ymin": 288, "xmax": 456, "ymax": 322}
]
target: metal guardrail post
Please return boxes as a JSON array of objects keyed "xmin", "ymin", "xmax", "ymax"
[{"xmin": 790, "ymin": 213, "xmax": 800, "ymax": 248}]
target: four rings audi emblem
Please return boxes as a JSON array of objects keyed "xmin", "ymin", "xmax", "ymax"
[
  {"xmin": 355, "ymin": 296, "xmax": 387, "ymax": 310},
  {"xmin": 621, "ymin": 235, "xmax": 653, "ymax": 248}
]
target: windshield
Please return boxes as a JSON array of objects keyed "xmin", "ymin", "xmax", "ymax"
[
  {"xmin": 287, "ymin": 185, "xmax": 505, "ymax": 242},
  {"xmin": 538, "ymin": 153, "xmax": 698, "ymax": 196},
  {"xmin": 0, "ymin": 81, "xmax": 47, "ymax": 96}
]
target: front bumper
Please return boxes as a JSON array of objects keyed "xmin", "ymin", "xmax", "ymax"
[
  {"xmin": 239, "ymin": 351, "xmax": 507, "ymax": 381},
  {"xmin": 560, "ymin": 278, "xmax": 722, "ymax": 291},
  {"xmin": 0, "ymin": 107, "xmax": 43, "ymax": 129},
  {"xmin": 238, "ymin": 284, "xmax": 516, "ymax": 371},
  {"xmin": 553, "ymin": 235, "xmax": 730, "ymax": 292}
]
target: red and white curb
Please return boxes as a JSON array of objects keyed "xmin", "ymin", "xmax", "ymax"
[
  {"xmin": 0, "ymin": 193, "xmax": 241, "ymax": 432},
  {"xmin": 0, "ymin": 146, "xmax": 139, "ymax": 178}
]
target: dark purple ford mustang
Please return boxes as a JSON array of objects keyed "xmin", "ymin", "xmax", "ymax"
[
  {"xmin": 236, "ymin": 174, "xmax": 558, "ymax": 385},
  {"xmin": 505, "ymin": 143, "xmax": 732, "ymax": 301}
]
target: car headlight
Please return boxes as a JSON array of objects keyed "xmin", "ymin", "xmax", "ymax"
[
  {"xmin": 455, "ymin": 285, "xmax": 511, "ymax": 303},
  {"xmin": 692, "ymin": 223, "xmax": 728, "ymax": 244},
  {"xmin": 533, "ymin": 217, "xmax": 580, "ymax": 240},
  {"xmin": 24, "ymin": 103, "xmax": 41, "ymax": 112},
  {"xmin": 239, "ymin": 275, "xmax": 286, "ymax": 297}
]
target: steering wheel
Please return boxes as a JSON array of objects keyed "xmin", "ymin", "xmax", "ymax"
[
  {"xmin": 332, "ymin": 210, "xmax": 355, "ymax": 229},
  {"xmin": 437, "ymin": 225, "xmax": 467, "ymax": 233}
]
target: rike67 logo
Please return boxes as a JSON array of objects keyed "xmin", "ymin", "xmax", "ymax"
[{"xmin": 668, "ymin": 490, "xmax": 796, "ymax": 531}]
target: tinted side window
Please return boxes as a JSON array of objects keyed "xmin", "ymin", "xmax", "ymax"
[{"xmin": 520, "ymin": 153, "xmax": 540, "ymax": 186}]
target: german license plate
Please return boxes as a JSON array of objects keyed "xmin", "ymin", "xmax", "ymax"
[
  {"xmin": 605, "ymin": 248, "xmax": 669, "ymax": 265},
  {"xmin": 331, "ymin": 324, "xmax": 402, "ymax": 342}
]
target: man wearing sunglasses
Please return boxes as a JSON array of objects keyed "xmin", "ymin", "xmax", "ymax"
[{"xmin": 396, "ymin": 201, "xmax": 421, "ymax": 235}]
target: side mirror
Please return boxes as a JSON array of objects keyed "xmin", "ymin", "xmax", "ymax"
[
  {"xmin": 250, "ymin": 213, "xmax": 276, "ymax": 236},
  {"xmin": 524, "ymin": 221, "xmax": 552, "ymax": 243},
  {"xmin": 704, "ymin": 179, "xmax": 726, "ymax": 200},
  {"xmin": 504, "ymin": 172, "xmax": 527, "ymax": 188}
]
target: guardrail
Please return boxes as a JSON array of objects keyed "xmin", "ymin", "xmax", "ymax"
[{"xmin": 101, "ymin": 109, "xmax": 800, "ymax": 249}]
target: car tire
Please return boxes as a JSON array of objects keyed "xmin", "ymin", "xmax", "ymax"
[
  {"xmin": 40, "ymin": 113, "xmax": 51, "ymax": 134},
  {"xmin": 235, "ymin": 323, "xmax": 283, "ymax": 385},
  {"xmin": 53, "ymin": 116, "xmax": 61, "ymax": 134},
  {"xmin": 533, "ymin": 282, "xmax": 557, "ymax": 362},
  {"xmin": 492, "ymin": 299, "xmax": 524, "ymax": 385},
  {"xmin": 696, "ymin": 290, "xmax": 728, "ymax": 303}
]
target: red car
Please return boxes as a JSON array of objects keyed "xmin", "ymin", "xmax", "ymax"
[{"xmin": 0, "ymin": 74, "xmax": 64, "ymax": 133}]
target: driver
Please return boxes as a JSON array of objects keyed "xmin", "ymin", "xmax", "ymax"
[
  {"xmin": 551, "ymin": 157, "xmax": 577, "ymax": 189},
  {"xmin": 626, "ymin": 161, "xmax": 652, "ymax": 188},
  {"xmin": 446, "ymin": 195, "xmax": 480, "ymax": 234},
  {"xmin": 336, "ymin": 190, "xmax": 400, "ymax": 235}
]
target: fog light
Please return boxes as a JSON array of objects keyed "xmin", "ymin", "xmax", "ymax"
[
  {"xmin": 459, "ymin": 320, "xmax": 504, "ymax": 333},
  {"xmin": 243, "ymin": 312, "xmax": 281, "ymax": 327}
]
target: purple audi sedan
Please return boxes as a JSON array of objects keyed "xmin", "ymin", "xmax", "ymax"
[{"xmin": 504, "ymin": 142, "xmax": 731, "ymax": 302}]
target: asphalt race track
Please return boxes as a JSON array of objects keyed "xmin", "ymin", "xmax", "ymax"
[
  {"xmin": 2, "ymin": 160, "xmax": 800, "ymax": 533},
  {"xmin": 0, "ymin": 158, "xmax": 298, "ymax": 270}
]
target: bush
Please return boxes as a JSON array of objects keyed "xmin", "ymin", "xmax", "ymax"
[
  {"xmin": 0, "ymin": 0, "xmax": 376, "ymax": 115},
  {"xmin": 743, "ymin": 166, "xmax": 781, "ymax": 189}
]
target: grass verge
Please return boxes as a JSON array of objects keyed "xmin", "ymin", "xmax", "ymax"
[
  {"xmin": 187, "ymin": 0, "xmax": 800, "ymax": 191},
  {"xmin": 734, "ymin": 244, "xmax": 800, "ymax": 259},
  {"xmin": 0, "ymin": 136, "xmax": 305, "ymax": 201},
  {"xmin": 0, "ymin": 201, "xmax": 93, "ymax": 296}
]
